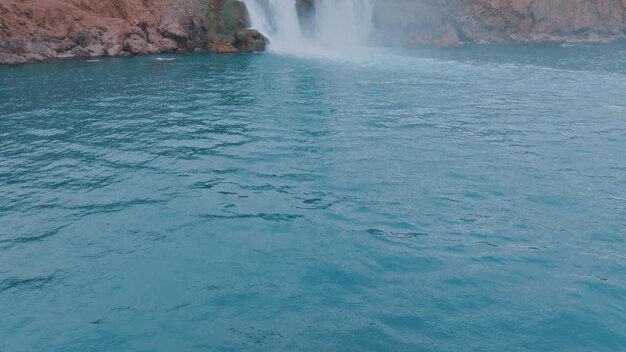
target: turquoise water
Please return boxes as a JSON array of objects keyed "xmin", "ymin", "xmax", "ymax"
[{"xmin": 1, "ymin": 44, "xmax": 626, "ymax": 351}]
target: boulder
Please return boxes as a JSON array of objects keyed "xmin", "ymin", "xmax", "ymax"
[
  {"xmin": 233, "ymin": 29, "xmax": 267, "ymax": 52},
  {"xmin": 159, "ymin": 12, "xmax": 188, "ymax": 40},
  {"xmin": 208, "ymin": 40, "xmax": 239, "ymax": 53},
  {"xmin": 124, "ymin": 34, "xmax": 150, "ymax": 54},
  {"xmin": 31, "ymin": 42, "xmax": 56, "ymax": 58},
  {"xmin": 70, "ymin": 45, "xmax": 91, "ymax": 57},
  {"xmin": 86, "ymin": 44, "xmax": 106, "ymax": 57},
  {"xmin": 106, "ymin": 44, "xmax": 124, "ymax": 56},
  {"xmin": 0, "ymin": 52, "xmax": 28, "ymax": 65}
]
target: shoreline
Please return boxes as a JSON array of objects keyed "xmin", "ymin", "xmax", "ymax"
[
  {"xmin": 2, "ymin": 39, "xmax": 626, "ymax": 68},
  {"xmin": 2, "ymin": 0, "xmax": 625, "ymax": 67}
]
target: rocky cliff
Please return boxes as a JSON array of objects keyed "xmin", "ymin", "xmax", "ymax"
[
  {"xmin": 1, "ymin": 0, "xmax": 626, "ymax": 65},
  {"xmin": 373, "ymin": 0, "xmax": 626, "ymax": 46},
  {"xmin": 0, "ymin": 0, "xmax": 266, "ymax": 65}
]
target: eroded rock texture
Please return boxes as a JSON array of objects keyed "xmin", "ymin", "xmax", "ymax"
[
  {"xmin": 1, "ymin": 0, "xmax": 625, "ymax": 65},
  {"xmin": 374, "ymin": 0, "xmax": 626, "ymax": 46},
  {"xmin": 0, "ymin": 0, "xmax": 267, "ymax": 65}
]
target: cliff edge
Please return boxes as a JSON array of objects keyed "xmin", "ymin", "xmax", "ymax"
[
  {"xmin": 0, "ymin": 0, "xmax": 266, "ymax": 65},
  {"xmin": 2, "ymin": 0, "xmax": 626, "ymax": 66},
  {"xmin": 374, "ymin": 0, "xmax": 626, "ymax": 46}
]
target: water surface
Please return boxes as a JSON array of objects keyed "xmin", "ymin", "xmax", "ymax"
[{"xmin": 1, "ymin": 44, "xmax": 626, "ymax": 351}]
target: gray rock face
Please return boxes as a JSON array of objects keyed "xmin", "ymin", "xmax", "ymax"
[
  {"xmin": 31, "ymin": 42, "xmax": 56, "ymax": 58},
  {"xmin": 70, "ymin": 46, "xmax": 91, "ymax": 57},
  {"xmin": 0, "ymin": 52, "xmax": 27, "ymax": 65},
  {"xmin": 86, "ymin": 44, "xmax": 106, "ymax": 57},
  {"xmin": 56, "ymin": 52, "xmax": 76, "ymax": 59},
  {"xmin": 106, "ymin": 44, "xmax": 124, "ymax": 57},
  {"xmin": 53, "ymin": 39, "xmax": 78, "ymax": 53},
  {"xmin": 71, "ymin": 29, "xmax": 103, "ymax": 47},
  {"xmin": 371, "ymin": 0, "xmax": 626, "ymax": 46},
  {"xmin": 124, "ymin": 34, "xmax": 151, "ymax": 54}
]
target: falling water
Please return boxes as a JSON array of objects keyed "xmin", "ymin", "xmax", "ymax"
[
  {"xmin": 242, "ymin": 0, "xmax": 375, "ymax": 53},
  {"xmin": 242, "ymin": 0, "xmax": 304, "ymax": 52},
  {"xmin": 314, "ymin": 0, "xmax": 375, "ymax": 48}
]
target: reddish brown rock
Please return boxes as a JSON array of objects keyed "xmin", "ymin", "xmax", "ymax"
[
  {"xmin": 159, "ymin": 12, "xmax": 188, "ymax": 41},
  {"xmin": 375, "ymin": 0, "xmax": 626, "ymax": 46},
  {"xmin": 457, "ymin": 0, "xmax": 626, "ymax": 43},
  {"xmin": 209, "ymin": 41, "xmax": 240, "ymax": 54},
  {"xmin": 1, "ymin": 0, "xmax": 624, "ymax": 66},
  {"xmin": 0, "ymin": 0, "xmax": 267, "ymax": 65},
  {"xmin": 0, "ymin": 0, "xmax": 187, "ymax": 63},
  {"xmin": 106, "ymin": 44, "xmax": 124, "ymax": 57}
]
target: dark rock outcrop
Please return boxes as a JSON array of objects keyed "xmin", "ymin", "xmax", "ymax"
[{"xmin": 234, "ymin": 29, "xmax": 268, "ymax": 52}]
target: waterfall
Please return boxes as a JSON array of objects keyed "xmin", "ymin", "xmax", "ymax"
[
  {"xmin": 242, "ymin": 0, "xmax": 305, "ymax": 52},
  {"xmin": 314, "ymin": 0, "xmax": 375, "ymax": 48},
  {"xmin": 242, "ymin": 0, "xmax": 375, "ymax": 54}
]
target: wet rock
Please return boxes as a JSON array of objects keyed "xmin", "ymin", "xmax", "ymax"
[
  {"xmin": 208, "ymin": 40, "xmax": 239, "ymax": 53},
  {"xmin": 0, "ymin": 52, "xmax": 27, "ymax": 65},
  {"xmin": 233, "ymin": 29, "xmax": 267, "ymax": 52}
]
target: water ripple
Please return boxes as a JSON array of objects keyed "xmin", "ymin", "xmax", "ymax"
[{"xmin": 1, "ymin": 45, "xmax": 625, "ymax": 351}]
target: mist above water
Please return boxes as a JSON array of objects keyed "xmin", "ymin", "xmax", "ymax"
[{"xmin": 242, "ymin": 0, "xmax": 375, "ymax": 54}]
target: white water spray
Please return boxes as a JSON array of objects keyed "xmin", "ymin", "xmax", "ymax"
[{"xmin": 242, "ymin": 0, "xmax": 375, "ymax": 54}]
